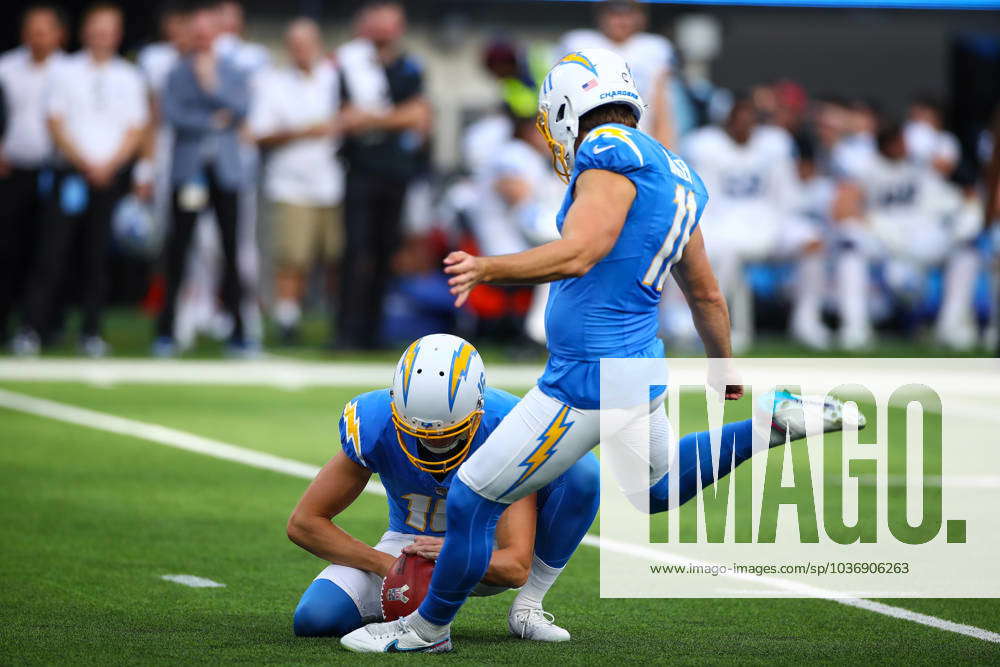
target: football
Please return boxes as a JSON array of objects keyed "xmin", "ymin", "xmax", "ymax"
[{"xmin": 381, "ymin": 553, "xmax": 436, "ymax": 621}]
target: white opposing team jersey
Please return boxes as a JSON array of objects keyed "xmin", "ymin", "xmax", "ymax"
[
  {"xmin": 682, "ymin": 125, "xmax": 799, "ymax": 249},
  {"xmin": 472, "ymin": 138, "xmax": 563, "ymax": 256},
  {"xmin": 857, "ymin": 155, "xmax": 958, "ymax": 264},
  {"xmin": 753, "ymin": 124, "xmax": 796, "ymax": 161},
  {"xmin": 795, "ymin": 174, "xmax": 836, "ymax": 229},
  {"xmin": 904, "ymin": 121, "xmax": 960, "ymax": 170},
  {"xmin": 557, "ymin": 29, "xmax": 673, "ymax": 134},
  {"xmin": 831, "ymin": 133, "xmax": 877, "ymax": 180}
]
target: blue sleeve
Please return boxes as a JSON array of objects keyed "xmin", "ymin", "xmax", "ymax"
[
  {"xmin": 482, "ymin": 387, "xmax": 521, "ymax": 427},
  {"xmin": 575, "ymin": 125, "xmax": 646, "ymax": 176}
]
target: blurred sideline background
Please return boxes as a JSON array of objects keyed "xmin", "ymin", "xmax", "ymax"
[{"xmin": 1, "ymin": 0, "xmax": 998, "ymax": 361}]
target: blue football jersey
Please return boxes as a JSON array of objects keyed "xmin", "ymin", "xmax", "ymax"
[
  {"xmin": 539, "ymin": 123, "xmax": 708, "ymax": 409},
  {"xmin": 339, "ymin": 386, "xmax": 520, "ymax": 535}
]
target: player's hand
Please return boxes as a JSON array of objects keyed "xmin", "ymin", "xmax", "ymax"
[
  {"xmin": 443, "ymin": 250, "xmax": 485, "ymax": 308},
  {"xmin": 402, "ymin": 536, "xmax": 444, "ymax": 561},
  {"xmin": 725, "ymin": 384, "xmax": 744, "ymax": 401}
]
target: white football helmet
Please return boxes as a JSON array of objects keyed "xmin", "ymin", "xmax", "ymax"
[
  {"xmin": 536, "ymin": 48, "xmax": 645, "ymax": 183},
  {"xmin": 390, "ymin": 334, "xmax": 486, "ymax": 474}
]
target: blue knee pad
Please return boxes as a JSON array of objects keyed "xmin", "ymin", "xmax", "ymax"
[
  {"xmin": 293, "ymin": 579, "xmax": 363, "ymax": 637},
  {"xmin": 535, "ymin": 452, "xmax": 600, "ymax": 568}
]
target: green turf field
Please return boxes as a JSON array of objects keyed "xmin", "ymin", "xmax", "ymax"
[{"xmin": 2, "ymin": 378, "xmax": 1000, "ymax": 664}]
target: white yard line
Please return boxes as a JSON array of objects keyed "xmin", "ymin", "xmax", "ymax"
[
  {"xmin": 161, "ymin": 574, "xmax": 226, "ymax": 588},
  {"xmin": 1, "ymin": 387, "xmax": 998, "ymax": 644}
]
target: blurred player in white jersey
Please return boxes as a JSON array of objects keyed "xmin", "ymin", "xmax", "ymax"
[
  {"xmin": 470, "ymin": 111, "xmax": 564, "ymax": 344},
  {"xmin": 559, "ymin": 0, "xmax": 675, "ymax": 147},
  {"xmin": 682, "ymin": 96, "xmax": 804, "ymax": 351},
  {"xmin": 835, "ymin": 122, "xmax": 964, "ymax": 348},
  {"xmin": 788, "ymin": 136, "xmax": 838, "ymax": 349}
]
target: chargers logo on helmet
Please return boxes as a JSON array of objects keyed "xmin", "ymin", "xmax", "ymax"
[{"xmin": 447, "ymin": 343, "xmax": 478, "ymax": 412}]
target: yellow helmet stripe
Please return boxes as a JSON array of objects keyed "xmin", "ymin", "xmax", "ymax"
[
  {"xmin": 447, "ymin": 343, "xmax": 477, "ymax": 411},
  {"xmin": 400, "ymin": 339, "xmax": 421, "ymax": 406}
]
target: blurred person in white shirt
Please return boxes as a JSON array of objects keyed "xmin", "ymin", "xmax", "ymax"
[
  {"xmin": 214, "ymin": 0, "xmax": 270, "ymax": 76},
  {"xmin": 16, "ymin": 3, "xmax": 147, "ymax": 358},
  {"xmin": 250, "ymin": 18, "xmax": 343, "ymax": 344},
  {"xmin": 470, "ymin": 111, "xmax": 563, "ymax": 344},
  {"xmin": 0, "ymin": 4, "xmax": 65, "ymax": 348},
  {"xmin": 831, "ymin": 99, "xmax": 879, "ymax": 180},
  {"xmin": 682, "ymin": 96, "xmax": 802, "ymax": 351},
  {"xmin": 134, "ymin": 3, "xmax": 191, "ymax": 242},
  {"xmin": 558, "ymin": 0, "xmax": 676, "ymax": 147},
  {"xmin": 903, "ymin": 96, "xmax": 983, "ymax": 349},
  {"xmin": 905, "ymin": 96, "xmax": 960, "ymax": 177},
  {"xmin": 835, "ymin": 122, "xmax": 965, "ymax": 349},
  {"xmin": 788, "ymin": 135, "xmax": 839, "ymax": 350}
]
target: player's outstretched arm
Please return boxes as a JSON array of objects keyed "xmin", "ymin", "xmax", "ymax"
[
  {"xmin": 443, "ymin": 169, "xmax": 636, "ymax": 306},
  {"xmin": 286, "ymin": 452, "xmax": 397, "ymax": 577},
  {"xmin": 671, "ymin": 227, "xmax": 743, "ymax": 400}
]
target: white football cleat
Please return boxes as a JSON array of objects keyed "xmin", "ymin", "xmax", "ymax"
[
  {"xmin": 765, "ymin": 390, "xmax": 867, "ymax": 447},
  {"xmin": 508, "ymin": 607, "xmax": 571, "ymax": 642},
  {"xmin": 340, "ymin": 618, "xmax": 452, "ymax": 654}
]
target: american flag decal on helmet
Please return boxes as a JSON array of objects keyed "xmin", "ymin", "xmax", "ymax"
[{"xmin": 582, "ymin": 78, "xmax": 598, "ymax": 91}]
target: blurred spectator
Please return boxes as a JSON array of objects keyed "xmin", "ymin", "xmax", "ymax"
[
  {"xmin": 904, "ymin": 95, "xmax": 960, "ymax": 177},
  {"xmin": 138, "ymin": 3, "xmax": 190, "ymax": 98},
  {"xmin": 335, "ymin": 1, "xmax": 430, "ymax": 349},
  {"xmin": 559, "ymin": 0, "xmax": 676, "ymax": 148},
  {"xmin": 682, "ymin": 96, "xmax": 802, "ymax": 352},
  {"xmin": 460, "ymin": 38, "xmax": 542, "ymax": 181},
  {"xmin": 215, "ymin": 0, "xmax": 269, "ymax": 74},
  {"xmin": 0, "ymin": 4, "xmax": 65, "ymax": 348},
  {"xmin": 789, "ymin": 135, "xmax": 837, "ymax": 349},
  {"xmin": 831, "ymin": 99, "xmax": 879, "ymax": 179},
  {"xmin": 16, "ymin": 3, "xmax": 146, "ymax": 357},
  {"xmin": 136, "ymin": 3, "xmax": 191, "ymax": 239},
  {"xmin": 154, "ymin": 3, "xmax": 249, "ymax": 356},
  {"xmin": 250, "ymin": 18, "xmax": 343, "ymax": 344},
  {"xmin": 835, "ymin": 122, "xmax": 966, "ymax": 349},
  {"xmin": 470, "ymin": 110, "xmax": 563, "ymax": 345}
]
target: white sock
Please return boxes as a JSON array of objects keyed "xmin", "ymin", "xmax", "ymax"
[
  {"xmin": 936, "ymin": 248, "xmax": 979, "ymax": 342},
  {"xmin": 792, "ymin": 253, "xmax": 825, "ymax": 329},
  {"xmin": 512, "ymin": 555, "xmax": 564, "ymax": 611},
  {"xmin": 406, "ymin": 611, "xmax": 450, "ymax": 642},
  {"xmin": 273, "ymin": 299, "xmax": 301, "ymax": 328},
  {"xmin": 836, "ymin": 248, "xmax": 870, "ymax": 339}
]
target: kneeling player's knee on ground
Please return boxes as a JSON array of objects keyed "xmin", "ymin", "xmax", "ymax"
[{"xmin": 293, "ymin": 580, "xmax": 362, "ymax": 637}]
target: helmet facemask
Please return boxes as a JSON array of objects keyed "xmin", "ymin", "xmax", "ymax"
[
  {"xmin": 536, "ymin": 99, "xmax": 577, "ymax": 184},
  {"xmin": 390, "ymin": 400, "xmax": 484, "ymax": 475}
]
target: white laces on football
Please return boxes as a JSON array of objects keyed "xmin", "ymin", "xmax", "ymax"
[{"xmin": 515, "ymin": 608, "xmax": 556, "ymax": 637}]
